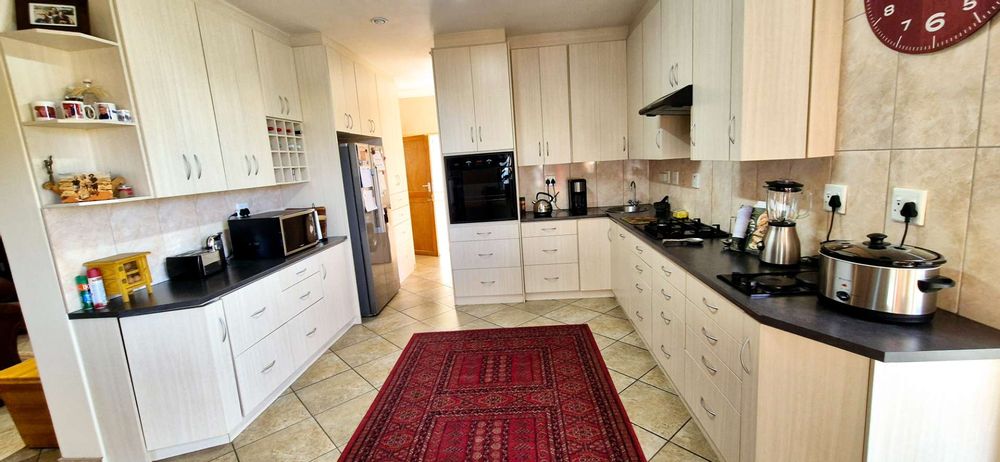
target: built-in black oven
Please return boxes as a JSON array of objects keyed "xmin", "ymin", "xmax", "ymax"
[{"xmin": 445, "ymin": 152, "xmax": 517, "ymax": 224}]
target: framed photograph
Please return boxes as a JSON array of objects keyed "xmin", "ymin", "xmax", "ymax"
[{"xmin": 15, "ymin": 0, "xmax": 90, "ymax": 35}]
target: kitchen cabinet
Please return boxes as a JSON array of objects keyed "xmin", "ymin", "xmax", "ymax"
[
  {"xmin": 196, "ymin": 4, "xmax": 275, "ymax": 190},
  {"xmin": 642, "ymin": 2, "xmax": 663, "ymax": 160},
  {"xmin": 662, "ymin": 0, "xmax": 693, "ymax": 92},
  {"xmin": 569, "ymin": 41, "xmax": 627, "ymax": 162},
  {"xmin": 626, "ymin": 25, "xmax": 644, "ymax": 159},
  {"xmin": 449, "ymin": 221, "xmax": 523, "ymax": 303},
  {"xmin": 432, "ymin": 43, "xmax": 515, "ymax": 154},
  {"xmin": 115, "ymin": 0, "xmax": 227, "ymax": 197},
  {"xmin": 253, "ymin": 31, "xmax": 303, "ymax": 121},
  {"xmin": 511, "ymin": 46, "xmax": 572, "ymax": 166},
  {"xmin": 354, "ymin": 63, "xmax": 381, "ymax": 136},
  {"xmin": 577, "ymin": 218, "xmax": 611, "ymax": 291},
  {"xmin": 329, "ymin": 50, "xmax": 361, "ymax": 133}
]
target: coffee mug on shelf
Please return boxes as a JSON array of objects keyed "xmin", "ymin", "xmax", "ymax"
[
  {"xmin": 116, "ymin": 109, "xmax": 132, "ymax": 123},
  {"xmin": 31, "ymin": 101, "xmax": 57, "ymax": 121},
  {"xmin": 61, "ymin": 100, "xmax": 85, "ymax": 119},
  {"xmin": 95, "ymin": 102, "xmax": 116, "ymax": 120}
]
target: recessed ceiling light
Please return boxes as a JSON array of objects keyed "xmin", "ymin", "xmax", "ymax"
[{"xmin": 370, "ymin": 17, "xmax": 389, "ymax": 25}]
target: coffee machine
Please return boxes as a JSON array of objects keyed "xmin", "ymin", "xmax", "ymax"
[
  {"xmin": 759, "ymin": 180, "xmax": 807, "ymax": 265},
  {"xmin": 569, "ymin": 179, "xmax": 587, "ymax": 215}
]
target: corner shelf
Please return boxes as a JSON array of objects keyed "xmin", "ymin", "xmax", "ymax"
[
  {"xmin": 267, "ymin": 118, "xmax": 309, "ymax": 184},
  {"xmin": 41, "ymin": 196, "xmax": 153, "ymax": 209},
  {"xmin": 0, "ymin": 29, "xmax": 118, "ymax": 51},
  {"xmin": 23, "ymin": 119, "xmax": 136, "ymax": 129}
]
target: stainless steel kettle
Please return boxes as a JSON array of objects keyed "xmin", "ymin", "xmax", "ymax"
[{"xmin": 533, "ymin": 192, "xmax": 554, "ymax": 217}]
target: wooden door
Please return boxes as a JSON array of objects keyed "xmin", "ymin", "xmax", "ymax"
[
  {"xmin": 432, "ymin": 47, "xmax": 478, "ymax": 153},
  {"xmin": 253, "ymin": 31, "xmax": 302, "ymax": 120},
  {"xmin": 539, "ymin": 46, "xmax": 572, "ymax": 164},
  {"xmin": 627, "ymin": 25, "xmax": 644, "ymax": 160},
  {"xmin": 403, "ymin": 135, "xmax": 438, "ymax": 256},
  {"xmin": 470, "ymin": 43, "xmax": 515, "ymax": 152},
  {"xmin": 511, "ymin": 47, "xmax": 544, "ymax": 166}
]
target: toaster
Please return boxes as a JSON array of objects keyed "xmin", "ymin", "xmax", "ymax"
[{"xmin": 166, "ymin": 248, "xmax": 225, "ymax": 279}]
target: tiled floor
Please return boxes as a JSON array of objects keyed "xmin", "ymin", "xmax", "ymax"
[{"xmin": 5, "ymin": 255, "xmax": 718, "ymax": 462}]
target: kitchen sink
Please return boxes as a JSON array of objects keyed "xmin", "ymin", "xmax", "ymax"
[{"xmin": 606, "ymin": 204, "xmax": 651, "ymax": 214}]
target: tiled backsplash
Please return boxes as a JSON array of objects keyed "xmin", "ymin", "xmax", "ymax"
[
  {"xmin": 43, "ymin": 185, "xmax": 299, "ymax": 312},
  {"xmin": 518, "ymin": 160, "xmax": 650, "ymax": 210}
]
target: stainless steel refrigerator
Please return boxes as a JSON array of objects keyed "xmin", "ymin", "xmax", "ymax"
[{"xmin": 340, "ymin": 142, "xmax": 400, "ymax": 317}]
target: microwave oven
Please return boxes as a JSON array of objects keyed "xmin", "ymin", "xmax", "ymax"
[{"xmin": 228, "ymin": 209, "xmax": 321, "ymax": 259}]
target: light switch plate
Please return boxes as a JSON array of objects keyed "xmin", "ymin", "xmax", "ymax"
[
  {"xmin": 692, "ymin": 173, "xmax": 702, "ymax": 189},
  {"xmin": 823, "ymin": 184, "xmax": 847, "ymax": 215},
  {"xmin": 890, "ymin": 188, "xmax": 927, "ymax": 226},
  {"xmin": 671, "ymin": 171, "xmax": 680, "ymax": 184},
  {"xmin": 234, "ymin": 202, "xmax": 249, "ymax": 215},
  {"xmin": 544, "ymin": 175, "xmax": 556, "ymax": 184}
]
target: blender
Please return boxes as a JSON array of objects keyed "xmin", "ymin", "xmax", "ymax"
[{"xmin": 760, "ymin": 180, "xmax": 807, "ymax": 265}]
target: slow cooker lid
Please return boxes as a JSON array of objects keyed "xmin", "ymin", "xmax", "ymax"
[{"xmin": 820, "ymin": 233, "xmax": 946, "ymax": 268}]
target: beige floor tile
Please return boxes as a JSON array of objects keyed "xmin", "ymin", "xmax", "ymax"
[
  {"xmin": 545, "ymin": 304, "xmax": 602, "ymax": 324},
  {"xmin": 296, "ymin": 370, "xmax": 375, "ymax": 415},
  {"xmin": 291, "ymin": 352, "xmax": 351, "ymax": 391},
  {"xmin": 602, "ymin": 342, "xmax": 657, "ymax": 378},
  {"xmin": 608, "ymin": 369, "xmax": 636, "ymax": 393},
  {"xmin": 235, "ymin": 418, "xmax": 335, "ymax": 462},
  {"xmin": 482, "ymin": 307, "xmax": 539, "ymax": 327},
  {"xmin": 518, "ymin": 316, "xmax": 566, "ymax": 327},
  {"xmin": 233, "ymin": 394, "xmax": 311, "ymax": 448},
  {"xmin": 401, "ymin": 276, "xmax": 441, "ymax": 293},
  {"xmin": 649, "ymin": 443, "xmax": 710, "ymax": 462},
  {"xmin": 354, "ymin": 350, "xmax": 402, "ymax": 388},
  {"xmin": 604, "ymin": 305, "xmax": 628, "ymax": 319},
  {"xmin": 571, "ymin": 297, "xmax": 619, "ymax": 312},
  {"xmin": 619, "ymin": 382, "xmax": 691, "ymax": 439},
  {"xmin": 415, "ymin": 285, "xmax": 454, "ymax": 299},
  {"xmin": 37, "ymin": 449, "xmax": 62, "ymax": 462},
  {"xmin": 639, "ymin": 366, "xmax": 677, "ymax": 394},
  {"xmin": 619, "ymin": 331, "xmax": 647, "ymax": 349},
  {"xmin": 311, "ymin": 448, "xmax": 342, "ymax": 461},
  {"xmin": 593, "ymin": 334, "xmax": 616, "ymax": 350},
  {"xmin": 671, "ymin": 420, "xmax": 719, "ymax": 462},
  {"xmin": 587, "ymin": 314, "xmax": 635, "ymax": 340},
  {"xmin": 330, "ymin": 324, "xmax": 378, "ymax": 351},
  {"xmin": 400, "ymin": 301, "xmax": 454, "ymax": 320},
  {"xmin": 386, "ymin": 290, "xmax": 429, "ymax": 311},
  {"xmin": 360, "ymin": 310, "xmax": 418, "ymax": 334},
  {"xmin": 506, "ymin": 299, "xmax": 570, "ymax": 316},
  {"xmin": 456, "ymin": 303, "xmax": 508, "ymax": 318},
  {"xmin": 278, "ymin": 387, "xmax": 293, "ymax": 397},
  {"xmin": 160, "ymin": 443, "xmax": 233, "ymax": 462},
  {"xmin": 455, "ymin": 319, "xmax": 502, "ymax": 331},
  {"xmin": 633, "ymin": 424, "xmax": 668, "ymax": 460},
  {"xmin": 379, "ymin": 322, "xmax": 437, "ymax": 348},
  {"xmin": 421, "ymin": 310, "xmax": 479, "ymax": 330},
  {"xmin": 334, "ymin": 337, "xmax": 400, "ymax": 367},
  {"xmin": 2, "ymin": 448, "xmax": 39, "ymax": 462},
  {"xmin": 315, "ymin": 390, "xmax": 379, "ymax": 447}
]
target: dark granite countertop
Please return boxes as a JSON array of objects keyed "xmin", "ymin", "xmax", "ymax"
[
  {"xmin": 68, "ymin": 237, "xmax": 348, "ymax": 320},
  {"xmin": 608, "ymin": 214, "xmax": 1000, "ymax": 363},
  {"xmin": 521, "ymin": 206, "xmax": 618, "ymax": 222}
]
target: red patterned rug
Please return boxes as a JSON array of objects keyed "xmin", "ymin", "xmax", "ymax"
[{"xmin": 339, "ymin": 325, "xmax": 645, "ymax": 462}]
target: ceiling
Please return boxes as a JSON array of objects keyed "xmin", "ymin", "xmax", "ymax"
[{"xmin": 227, "ymin": 0, "xmax": 646, "ymax": 98}]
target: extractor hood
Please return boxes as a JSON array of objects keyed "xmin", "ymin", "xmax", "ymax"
[{"xmin": 639, "ymin": 85, "xmax": 692, "ymax": 116}]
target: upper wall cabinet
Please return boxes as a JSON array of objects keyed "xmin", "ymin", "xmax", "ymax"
[
  {"xmin": 511, "ymin": 46, "xmax": 571, "ymax": 166},
  {"xmin": 692, "ymin": 0, "xmax": 843, "ymax": 161},
  {"xmin": 326, "ymin": 49, "xmax": 380, "ymax": 136},
  {"xmin": 115, "ymin": 0, "xmax": 227, "ymax": 197},
  {"xmin": 569, "ymin": 41, "xmax": 627, "ymax": 162},
  {"xmin": 662, "ymin": 0, "xmax": 693, "ymax": 92},
  {"xmin": 432, "ymin": 43, "xmax": 514, "ymax": 154},
  {"xmin": 196, "ymin": 4, "xmax": 275, "ymax": 190},
  {"xmin": 354, "ymin": 64, "xmax": 382, "ymax": 137},
  {"xmin": 254, "ymin": 31, "xmax": 303, "ymax": 121},
  {"xmin": 627, "ymin": 25, "xmax": 644, "ymax": 160}
]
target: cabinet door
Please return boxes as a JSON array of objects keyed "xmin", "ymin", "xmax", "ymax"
[
  {"xmin": 578, "ymin": 218, "xmax": 611, "ymax": 291},
  {"xmin": 196, "ymin": 5, "xmax": 274, "ymax": 190},
  {"xmin": 254, "ymin": 31, "xmax": 303, "ymax": 120},
  {"xmin": 642, "ymin": 2, "xmax": 664, "ymax": 160},
  {"xmin": 470, "ymin": 43, "xmax": 515, "ymax": 152},
  {"xmin": 320, "ymin": 243, "xmax": 360, "ymax": 329},
  {"xmin": 569, "ymin": 41, "xmax": 627, "ymax": 162},
  {"xmin": 511, "ymin": 48, "xmax": 544, "ymax": 166},
  {"xmin": 538, "ymin": 46, "xmax": 572, "ymax": 164},
  {"xmin": 664, "ymin": 0, "xmax": 694, "ymax": 91},
  {"xmin": 691, "ymin": 0, "xmax": 733, "ymax": 161},
  {"xmin": 432, "ymin": 47, "xmax": 478, "ymax": 154},
  {"xmin": 627, "ymin": 25, "xmax": 644, "ymax": 160},
  {"xmin": 120, "ymin": 302, "xmax": 241, "ymax": 451},
  {"xmin": 354, "ymin": 64, "xmax": 381, "ymax": 136},
  {"xmin": 329, "ymin": 52, "xmax": 361, "ymax": 133}
]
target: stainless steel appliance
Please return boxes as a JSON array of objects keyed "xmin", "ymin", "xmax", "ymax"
[
  {"xmin": 569, "ymin": 179, "xmax": 587, "ymax": 215},
  {"xmin": 533, "ymin": 192, "xmax": 554, "ymax": 217},
  {"xmin": 165, "ymin": 248, "xmax": 225, "ymax": 279},
  {"xmin": 445, "ymin": 152, "xmax": 517, "ymax": 224},
  {"xmin": 228, "ymin": 209, "xmax": 320, "ymax": 259},
  {"xmin": 760, "ymin": 180, "xmax": 806, "ymax": 266},
  {"xmin": 640, "ymin": 217, "xmax": 728, "ymax": 241},
  {"xmin": 341, "ymin": 142, "xmax": 400, "ymax": 317},
  {"xmin": 818, "ymin": 233, "xmax": 955, "ymax": 322}
]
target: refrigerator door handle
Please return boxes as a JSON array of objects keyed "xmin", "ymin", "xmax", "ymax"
[{"xmin": 384, "ymin": 207, "xmax": 389, "ymax": 225}]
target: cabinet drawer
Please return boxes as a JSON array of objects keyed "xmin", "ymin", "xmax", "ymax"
[
  {"xmin": 685, "ymin": 300, "xmax": 741, "ymax": 376},
  {"xmin": 685, "ymin": 353, "xmax": 740, "ymax": 462},
  {"xmin": 647, "ymin": 251, "xmax": 686, "ymax": 292},
  {"xmin": 626, "ymin": 277, "xmax": 653, "ymax": 343},
  {"xmin": 686, "ymin": 326, "xmax": 741, "ymax": 409},
  {"xmin": 521, "ymin": 220, "xmax": 577, "ymax": 238},
  {"xmin": 223, "ymin": 276, "xmax": 282, "ymax": 355},
  {"xmin": 234, "ymin": 325, "xmax": 295, "ymax": 412},
  {"xmin": 388, "ymin": 205, "xmax": 411, "ymax": 227},
  {"xmin": 449, "ymin": 221, "xmax": 520, "ymax": 242},
  {"xmin": 651, "ymin": 298, "xmax": 684, "ymax": 391},
  {"xmin": 627, "ymin": 251, "xmax": 653, "ymax": 288},
  {"xmin": 287, "ymin": 302, "xmax": 333, "ymax": 365},
  {"xmin": 686, "ymin": 275, "xmax": 743, "ymax": 339},
  {"xmin": 451, "ymin": 239, "xmax": 521, "ymax": 269},
  {"xmin": 522, "ymin": 235, "xmax": 579, "ymax": 265},
  {"xmin": 524, "ymin": 263, "xmax": 580, "ymax": 293},
  {"xmin": 278, "ymin": 256, "xmax": 321, "ymax": 290},
  {"xmin": 653, "ymin": 274, "xmax": 685, "ymax": 321},
  {"xmin": 278, "ymin": 273, "xmax": 324, "ymax": 323},
  {"xmin": 454, "ymin": 267, "xmax": 523, "ymax": 297}
]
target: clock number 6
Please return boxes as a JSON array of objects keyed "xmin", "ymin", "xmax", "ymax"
[{"xmin": 926, "ymin": 12, "xmax": 946, "ymax": 32}]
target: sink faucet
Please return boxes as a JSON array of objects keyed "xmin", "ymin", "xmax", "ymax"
[{"xmin": 627, "ymin": 181, "xmax": 638, "ymax": 206}]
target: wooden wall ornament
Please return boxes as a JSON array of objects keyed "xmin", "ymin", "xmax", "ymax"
[{"xmin": 864, "ymin": 0, "xmax": 999, "ymax": 54}]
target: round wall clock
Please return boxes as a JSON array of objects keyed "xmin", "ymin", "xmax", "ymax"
[{"xmin": 864, "ymin": 0, "xmax": 1000, "ymax": 53}]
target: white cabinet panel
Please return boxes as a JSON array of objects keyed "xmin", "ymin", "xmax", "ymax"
[
  {"xmin": 278, "ymin": 273, "xmax": 324, "ymax": 322},
  {"xmin": 685, "ymin": 353, "xmax": 740, "ymax": 462},
  {"xmin": 538, "ymin": 46, "xmax": 572, "ymax": 164},
  {"xmin": 451, "ymin": 239, "xmax": 521, "ymax": 270},
  {"xmin": 453, "ymin": 267, "xmax": 523, "ymax": 297},
  {"xmin": 520, "ymin": 220, "xmax": 576, "ymax": 238},
  {"xmin": 277, "ymin": 256, "xmax": 321, "ymax": 290},
  {"xmin": 287, "ymin": 303, "xmax": 333, "ymax": 365},
  {"xmin": 524, "ymin": 263, "xmax": 580, "ymax": 293},
  {"xmin": 330, "ymin": 50, "xmax": 361, "ymax": 133},
  {"xmin": 511, "ymin": 47, "xmax": 544, "ymax": 167},
  {"xmin": 319, "ymin": 242, "xmax": 360, "ymax": 330},
  {"xmin": 627, "ymin": 25, "xmax": 644, "ymax": 160},
  {"xmin": 432, "ymin": 47, "xmax": 478, "ymax": 154},
  {"xmin": 222, "ymin": 276, "xmax": 282, "ymax": 355},
  {"xmin": 577, "ymin": 218, "xmax": 611, "ymax": 291},
  {"xmin": 253, "ymin": 31, "xmax": 302, "ymax": 120},
  {"xmin": 569, "ymin": 41, "xmax": 627, "ymax": 162},
  {"xmin": 691, "ymin": 0, "xmax": 733, "ymax": 161},
  {"xmin": 663, "ymin": 0, "xmax": 694, "ymax": 91},
  {"xmin": 449, "ymin": 221, "xmax": 520, "ymax": 242},
  {"xmin": 354, "ymin": 64, "xmax": 381, "ymax": 136},
  {"xmin": 233, "ymin": 324, "xmax": 295, "ymax": 413},
  {"xmin": 470, "ymin": 43, "xmax": 515, "ymax": 152},
  {"xmin": 642, "ymin": 2, "xmax": 664, "ymax": 104},
  {"xmin": 522, "ymin": 235, "xmax": 579, "ymax": 266}
]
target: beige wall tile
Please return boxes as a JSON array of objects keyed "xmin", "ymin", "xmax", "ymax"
[
  {"xmin": 711, "ymin": 161, "xmax": 734, "ymax": 230},
  {"xmin": 596, "ymin": 160, "xmax": 625, "ymax": 206},
  {"xmin": 517, "ymin": 165, "xmax": 544, "ymax": 201},
  {"xmin": 733, "ymin": 161, "xmax": 758, "ymax": 205},
  {"xmin": 884, "ymin": 149, "xmax": 976, "ymax": 311},
  {"xmin": 543, "ymin": 163, "xmax": 571, "ymax": 208},
  {"xmin": 959, "ymin": 148, "xmax": 1000, "ymax": 329},
  {"xmin": 979, "ymin": 22, "xmax": 1000, "ymax": 147},
  {"xmin": 836, "ymin": 16, "xmax": 898, "ymax": 151},
  {"xmin": 788, "ymin": 157, "xmax": 833, "ymax": 250},
  {"xmin": 569, "ymin": 161, "xmax": 598, "ymax": 207},
  {"xmin": 625, "ymin": 160, "xmax": 650, "ymax": 204},
  {"xmin": 829, "ymin": 151, "xmax": 890, "ymax": 241},
  {"xmin": 754, "ymin": 161, "xmax": 792, "ymax": 202},
  {"xmin": 893, "ymin": 29, "xmax": 989, "ymax": 149}
]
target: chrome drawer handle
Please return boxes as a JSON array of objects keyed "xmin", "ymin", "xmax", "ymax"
[
  {"xmin": 544, "ymin": 277, "xmax": 560, "ymax": 281},
  {"xmin": 218, "ymin": 318, "xmax": 227, "ymax": 343},
  {"xmin": 542, "ymin": 249, "xmax": 558, "ymax": 253},
  {"xmin": 618, "ymin": 233, "xmax": 625, "ymax": 239},
  {"xmin": 634, "ymin": 310, "xmax": 644, "ymax": 321},
  {"xmin": 700, "ymin": 397, "xmax": 717, "ymax": 418},
  {"xmin": 740, "ymin": 337, "xmax": 752, "ymax": 374},
  {"xmin": 659, "ymin": 345, "xmax": 671, "ymax": 359},
  {"xmin": 477, "ymin": 253, "xmax": 494, "ymax": 257},
  {"xmin": 702, "ymin": 297, "xmax": 719, "ymax": 313},
  {"xmin": 477, "ymin": 231, "xmax": 492, "ymax": 236},
  {"xmin": 299, "ymin": 291, "xmax": 312, "ymax": 300},
  {"xmin": 541, "ymin": 227, "xmax": 557, "ymax": 232},
  {"xmin": 701, "ymin": 327, "xmax": 719, "ymax": 344},
  {"xmin": 660, "ymin": 289, "xmax": 671, "ymax": 300},
  {"xmin": 659, "ymin": 311, "xmax": 671, "ymax": 324},
  {"xmin": 306, "ymin": 327, "xmax": 318, "ymax": 337},
  {"xmin": 634, "ymin": 283, "xmax": 643, "ymax": 293},
  {"xmin": 250, "ymin": 307, "xmax": 267, "ymax": 318},
  {"xmin": 296, "ymin": 268, "xmax": 308, "ymax": 275},
  {"xmin": 634, "ymin": 265, "xmax": 644, "ymax": 273},
  {"xmin": 701, "ymin": 355, "xmax": 719, "ymax": 375},
  {"xmin": 661, "ymin": 266, "xmax": 672, "ymax": 276},
  {"xmin": 634, "ymin": 246, "xmax": 643, "ymax": 253},
  {"xmin": 261, "ymin": 360, "xmax": 277, "ymax": 374},
  {"xmin": 481, "ymin": 280, "xmax": 496, "ymax": 285}
]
